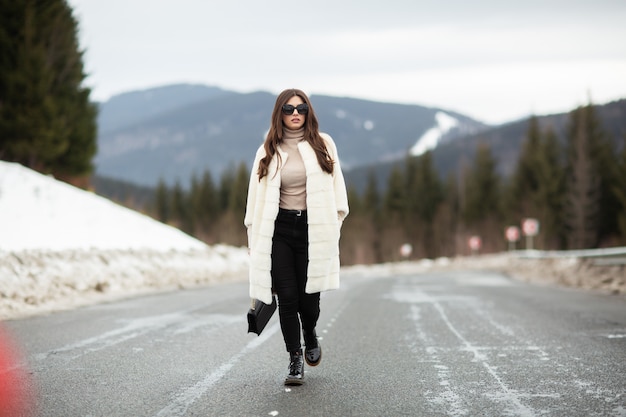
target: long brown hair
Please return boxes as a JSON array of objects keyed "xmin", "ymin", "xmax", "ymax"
[{"xmin": 257, "ymin": 89, "xmax": 334, "ymax": 180}]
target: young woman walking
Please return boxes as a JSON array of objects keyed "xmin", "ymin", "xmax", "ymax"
[{"xmin": 244, "ymin": 88, "xmax": 349, "ymax": 385}]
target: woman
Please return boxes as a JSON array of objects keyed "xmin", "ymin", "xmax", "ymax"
[{"xmin": 244, "ymin": 88, "xmax": 349, "ymax": 386}]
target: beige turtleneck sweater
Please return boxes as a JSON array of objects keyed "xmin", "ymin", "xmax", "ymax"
[{"xmin": 279, "ymin": 127, "xmax": 307, "ymax": 210}]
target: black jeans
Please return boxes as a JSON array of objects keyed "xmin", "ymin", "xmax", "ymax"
[{"xmin": 272, "ymin": 209, "xmax": 320, "ymax": 353}]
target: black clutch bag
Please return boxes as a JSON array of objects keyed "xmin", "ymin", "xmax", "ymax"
[{"xmin": 247, "ymin": 296, "xmax": 277, "ymax": 335}]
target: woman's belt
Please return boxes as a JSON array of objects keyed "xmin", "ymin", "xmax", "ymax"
[{"xmin": 278, "ymin": 208, "xmax": 306, "ymax": 217}]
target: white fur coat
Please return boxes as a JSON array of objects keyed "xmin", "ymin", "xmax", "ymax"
[{"xmin": 244, "ymin": 133, "xmax": 349, "ymax": 305}]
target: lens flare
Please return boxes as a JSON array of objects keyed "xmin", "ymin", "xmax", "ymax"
[{"xmin": 0, "ymin": 324, "xmax": 35, "ymax": 417}]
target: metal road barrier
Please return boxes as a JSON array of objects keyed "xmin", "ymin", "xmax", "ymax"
[{"xmin": 512, "ymin": 246, "xmax": 626, "ymax": 266}]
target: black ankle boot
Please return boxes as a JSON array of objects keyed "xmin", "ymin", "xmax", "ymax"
[
  {"xmin": 285, "ymin": 349, "xmax": 304, "ymax": 386},
  {"xmin": 304, "ymin": 330, "xmax": 322, "ymax": 367}
]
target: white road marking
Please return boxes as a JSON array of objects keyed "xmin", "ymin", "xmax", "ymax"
[
  {"xmin": 395, "ymin": 286, "xmax": 537, "ymax": 416},
  {"xmin": 154, "ymin": 323, "xmax": 280, "ymax": 417},
  {"xmin": 35, "ymin": 313, "xmax": 186, "ymax": 361},
  {"xmin": 34, "ymin": 312, "xmax": 241, "ymax": 362},
  {"xmin": 431, "ymin": 300, "xmax": 536, "ymax": 416}
]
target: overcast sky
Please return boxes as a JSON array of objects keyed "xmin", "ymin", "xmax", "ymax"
[{"xmin": 67, "ymin": 0, "xmax": 626, "ymax": 124}]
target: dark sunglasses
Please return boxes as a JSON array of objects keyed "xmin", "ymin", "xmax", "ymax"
[{"xmin": 282, "ymin": 103, "xmax": 309, "ymax": 115}]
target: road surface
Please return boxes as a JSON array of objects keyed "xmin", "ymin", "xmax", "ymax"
[{"xmin": 5, "ymin": 269, "xmax": 626, "ymax": 416}]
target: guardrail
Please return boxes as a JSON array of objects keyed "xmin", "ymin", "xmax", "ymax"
[{"xmin": 512, "ymin": 246, "xmax": 626, "ymax": 266}]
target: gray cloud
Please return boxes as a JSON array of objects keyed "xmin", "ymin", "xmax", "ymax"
[{"xmin": 68, "ymin": 0, "xmax": 626, "ymax": 123}]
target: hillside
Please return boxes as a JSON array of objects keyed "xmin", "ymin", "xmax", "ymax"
[
  {"xmin": 94, "ymin": 85, "xmax": 486, "ymax": 187},
  {"xmin": 433, "ymin": 98, "xmax": 626, "ymax": 177},
  {"xmin": 345, "ymin": 98, "xmax": 626, "ymax": 192},
  {"xmin": 97, "ymin": 84, "xmax": 233, "ymax": 135},
  {"xmin": 93, "ymin": 84, "xmax": 626, "ymax": 201}
]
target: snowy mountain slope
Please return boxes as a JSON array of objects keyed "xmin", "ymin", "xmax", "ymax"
[
  {"xmin": 0, "ymin": 161, "xmax": 205, "ymax": 251},
  {"xmin": 410, "ymin": 111, "xmax": 460, "ymax": 156},
  {"xmin": 95, "ymin": 86, "xmax": 487, "ymax": 187}
]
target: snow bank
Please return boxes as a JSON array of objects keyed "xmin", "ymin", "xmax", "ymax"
[
  {"xmin": 342, "ymin": 252, "xmax": 626, "ymax": 297},
  {"xmin": 0, "ymin": 246, "xmax": 249, "ymax": 319},
  {"xmin": 0, "ymin": 161, "xmax": 207, "ymax": 251},
  {"xmin": 1, "ymin": 161, "xmax": 622, "ymax": 320},
  {"xmin": 386, "ymin": 252, "xmax": 626, "ymax": 296},
  {"xmin": 0, "ymin": 161, "xmax": 249, "ymax": 320}
]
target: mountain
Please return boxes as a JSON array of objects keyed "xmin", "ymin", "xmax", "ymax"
[
  {"xmin": 94, "ymin": 83, "xmax": 625, "ymax": 195},
  {"xmin": 96, "ymin": 84, "xmax": 232, "ymax": 135},
  {"xmin": 345, "ymin": 98, "xmax": 626, "ymax": 192},
  {"xmin": 94, "ymin": 84, "xmax": 487, "ymax": 187}
]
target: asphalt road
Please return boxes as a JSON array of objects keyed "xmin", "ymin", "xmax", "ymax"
[{"xmin": 5, "ymin": 269, "xmax": 626, "ymax": 416}]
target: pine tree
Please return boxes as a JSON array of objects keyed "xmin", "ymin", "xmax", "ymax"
[
  {"xmin": 362, "ymin": 170, "xmax": 381, "ymax": 219},
  {"xmin": 0, "ymin": 0, "xmax": 97, "ymax": 178},
  {"xmin": 410, "ymin": 151, "xmax": 443, "ymax": 224},
  {"xmin": 463, "ymin": 143, "xmax": 501, "ymax": 226},
  {"xmin": 505, "ymin": 117, "xmax": 566, "ymax": 249},
  {"xmin": 189, "ymin": 170, "xmax": 219, "ymax": 239},
  {"xmin": 564, "ymin": 105, "xmax": 600, "ymax": 249},
  {"xmin": 383, "ymin": 164, "xmax": 405, "ymax": 220},
  {"xmin": 404, "ymin": 152, "xmax": 444, "ymax": 258},
  {"xmin": 533, "ymin": 128, "xmax": 566, "ymax": 249},
  {"xmin": 51, "ymin": 88, "xmax": 97, "ymax": 179},
  {"xmin": 362, "ymin": 170, "xmax": 382, "ymax": 262},
  {"xmin": 462, "ymin": 143, "xmax": 502, "ymax": 252},
  {"xmin": 434, "ymin": 173, "xmax": 461, "ymax": 256},
  {"xmin": 171, "ymin": 180, "xmax": 193, "ymax": 234},
  {"xmin": 340, "ymin": 186, "xmax": 377, "ymax": 264},
  {"xmin": 154, "ymin": 178, "xmax": 170, "ymax": 223},
  {"xmin": 201, "ymin": 170, "xmax": 219, "ymax": 220},
  {"xmin": 218, "ymin": 167, "xmax": 235, "ymax": 212},
  {"xmin": 403, "ymin": 155, "xmax": 419, "ymax": 221},
  {"xmin": 580, "ymin": 103, "xmax": 620, "ymax": 244},
  {"xmin": 380, "ymin": 164, "xmax": 408, "ymax": 260},
  {"xmin": 506, "ymin": 116, "xmax": 542, "ymax": 219},
  {"xmin": 612, "ymin": 135, "xmax": 626, "ymax": 243},
  {"xmin": 346, "ymin": 186, "xmax": 363, "ymax": 216},
  {"xmin": 228, "ymin": 162, "xmax": 249, "ymax": 216},
  {"xmin": 209, "ymin": 162, "xmax": 249, "ymax": 247}
]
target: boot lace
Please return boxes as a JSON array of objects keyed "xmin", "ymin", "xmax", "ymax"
[{"xmin": 289, "ymin": 352, "xmax": 302, "ymax": 375}]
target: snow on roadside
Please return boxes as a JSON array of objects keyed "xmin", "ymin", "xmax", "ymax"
[
  {"xmin": 0, "ymin": 160, "xmax": 207, "ymax": 252},
  {"xmin": 341, "ymin": 252, "xmax": 626, "ymax": 297},
  {"xmin": 0, "ymin": 161, "xmax": 249, "ymax": 320},
  {"xmin": 1, "ymin": 161, "xmax": 623, "ymax": 320},
  {"xmin": 0, "ymin": 246, "xmax": 249, "ymax": 320}
]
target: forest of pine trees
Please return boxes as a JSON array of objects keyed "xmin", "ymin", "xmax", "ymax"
[
  {"xmin": 0, "ymin": 0, "xmax": 97, "ymax": 186},
  {"xmin": 151, "ymin": 102, "xmax": 626, "ymax": 265},
  {"xmin": 153, "ymin": 162, "xmax": 251, "ymax": 247}
]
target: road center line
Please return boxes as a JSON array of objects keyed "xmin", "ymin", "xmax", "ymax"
[
  {"xmin": 154, "ymin": 322, "xmax": 280, "ymax": 417},
  {"xmin": 431, "ymin": 300, "xmax": 536, "ymax": 417}
]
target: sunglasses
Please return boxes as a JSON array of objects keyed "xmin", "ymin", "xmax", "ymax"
[{"xmin": 282, "ymin": 103, "xmax": 309, "ymax": 115}]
